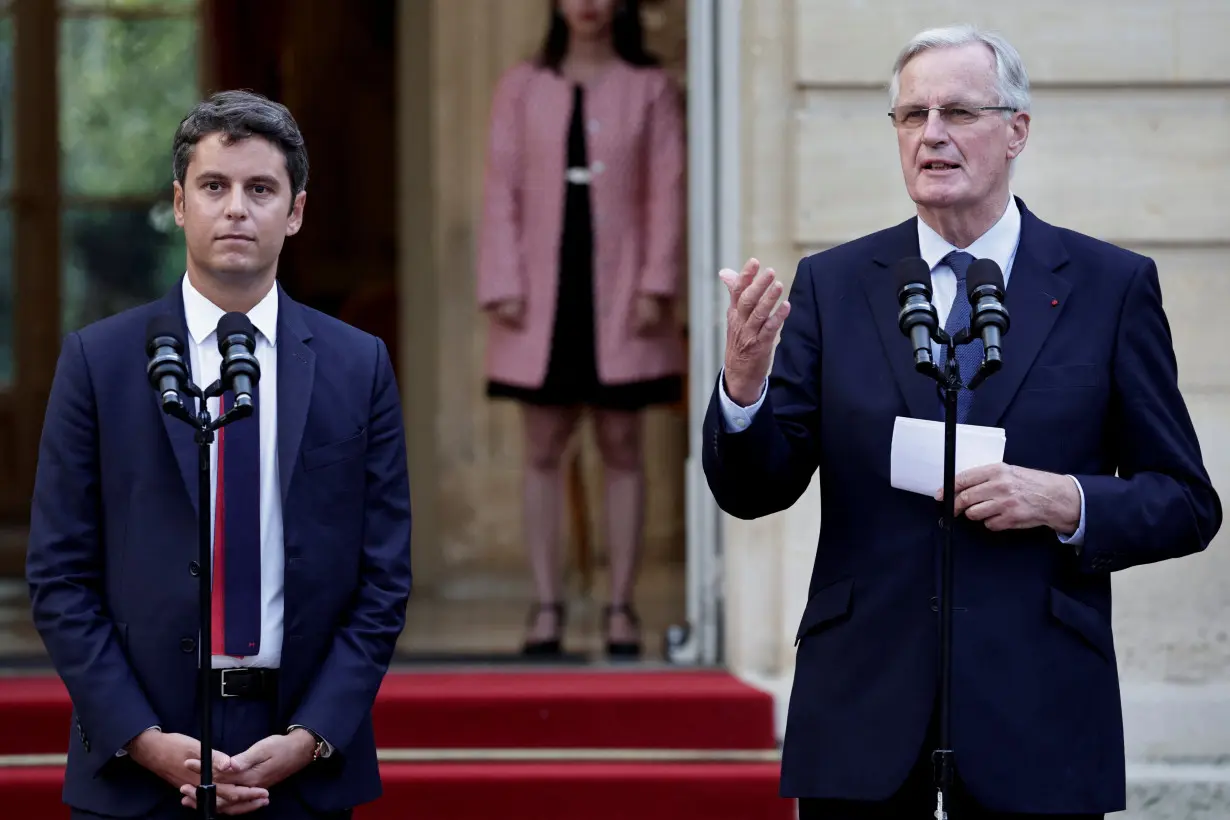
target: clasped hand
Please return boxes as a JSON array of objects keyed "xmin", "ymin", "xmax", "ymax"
[
  {"xmin": 127, "ymin": 728, "xmax": 314, "ymax": 816},
  {"xmin": 179, "ymin": 731, "xmax": 317, "ymax": 815}
]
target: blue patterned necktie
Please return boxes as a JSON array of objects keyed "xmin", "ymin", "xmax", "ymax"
[
  {"xmin": 213, "ymin": 382, "xmax": 262, "ymax": 658},
  {"xmin": 938, "ymin": 250, "xmax": 982, "ymax": 423}
]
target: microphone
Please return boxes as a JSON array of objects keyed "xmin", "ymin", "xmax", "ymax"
[
  {"xmin": 894, "ymin": 257, "xmax": 939, "ymax": 372},
  {"xmin": 145, "ymin": 315, "xmax": 189, "ymax": 416},
  {"xmin": 216, "ymin": 312, "xmax": 261, "ymax": 411},
  {"xmin": 966, "ymin": 258, "xmax": 1010, "ymax": 371}
]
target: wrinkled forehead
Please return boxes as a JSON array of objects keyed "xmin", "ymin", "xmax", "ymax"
[{"xmin": 896, "ymin": 44, "xmax": 999, "ymax": 106}]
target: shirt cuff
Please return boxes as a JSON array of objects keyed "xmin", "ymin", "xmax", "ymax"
[
  {"xmin": 289, "ymin": 725, "xmax": 334, "ymax": 759},
  {"xmin": 717, "ymin": 368, "xmax": 767, "ymax": 433},
  {"xmin": 1055, "ymin": 475, "xmax": 1087, "ymax": 548},
  {"xmin": 117, "ymin": 725, "xmax": 161, "ymax": 758}
]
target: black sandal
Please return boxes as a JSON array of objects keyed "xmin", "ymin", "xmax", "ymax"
[
  {"xmin": 603, "ymin": 604, "xmax": 642, "ymax": 659},
  {"xmin": 521, "ymin": 602, "xmax": 566, "ymax": 657}
]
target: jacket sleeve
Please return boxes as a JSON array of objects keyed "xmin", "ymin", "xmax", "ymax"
[
  {"xmin": 289, "ymin": 337, "xmax": 413, "ymax": 753},
  {"xmin": 1072, "ymin": 257, "xmax": 1222, "ymax": 573},
  {"xmin": 475, "ymin": 64, "xmax": 532, "ymax": 309},
  {"xmin": 26, "ymin": 332, "xmax": 162, "ymax": 771},
  {"xmin": 638, "ymin": 73, "xmax": 686, "ymax": 297}
]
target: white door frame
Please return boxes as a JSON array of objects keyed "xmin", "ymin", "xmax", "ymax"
[{"xmin": 669, "ymin": 0, "xmax": 741, "ymax": 667}]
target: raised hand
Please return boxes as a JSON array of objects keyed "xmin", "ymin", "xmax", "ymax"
[{"xmin": 719, "ymin": 258, "xmax": 791, "ymax": 406}]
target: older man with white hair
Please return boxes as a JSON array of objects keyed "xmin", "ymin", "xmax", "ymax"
[{"xmin": 703, "ymin": 24, "xmax": 1221, "ymax": 820}]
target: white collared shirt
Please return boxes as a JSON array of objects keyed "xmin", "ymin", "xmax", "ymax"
[
  {"xmin": 917, "ymin": 194, "xmax": 1021, "ymax": 349},
  {"xmin": 181, "ymin": 275, "xmax": 285, "ymax": 670}
]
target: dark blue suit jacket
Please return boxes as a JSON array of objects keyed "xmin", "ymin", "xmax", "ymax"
[
  {"xmin": 26, "ymin": 282, "xmax": 413, "ymax": 816},
  {"xmin": 703, "ymin": 199, "xmax": 1221, "ymax": 815}
]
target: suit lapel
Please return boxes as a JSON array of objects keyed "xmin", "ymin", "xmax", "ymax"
[
  {"xmin": 157, "ymin": 282, "xmax": 320, "ymax": 511},
  {"xmin": 862, "ymin": 218, "xmax": 943, "ymax": 422},
  {"xmin": 276, "ymin": 285, "xmax": 315, "ymax": 503},
  {"xmin": 965, "ymin": 202, "xmax": 1071, "ymax": 428},
  {"xmin": 152, "ymin": 283, "xmax": 201, "ymax": 512}
]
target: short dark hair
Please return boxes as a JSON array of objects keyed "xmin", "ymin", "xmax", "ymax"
[
  {"xmin": 172, "ymin": 90, "xmax": 309, "ymax": 201},
  {"xmin": 537, "ymin": 0, "xmax": 658, "ymax": 71}
]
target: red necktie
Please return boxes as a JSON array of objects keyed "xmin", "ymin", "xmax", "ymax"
[{"xmin": 210, "ymin": 388, "xmax": 262, "ymax": 657}]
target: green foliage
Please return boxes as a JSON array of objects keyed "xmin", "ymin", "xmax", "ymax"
[
  {"xmin": 58, "ymin": 12, "xmax": 200, "ymax": 332},
  {"xmin": 60, "ymin": 16, "xmax": 198, "ymax": 196}
]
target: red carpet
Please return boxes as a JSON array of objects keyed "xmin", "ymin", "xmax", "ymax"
[{"xmin": 0, "ymin": 669, "xmax": 794, "ymax": 819}]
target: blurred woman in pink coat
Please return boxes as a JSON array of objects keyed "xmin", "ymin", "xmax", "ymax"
[{"xmin": 477, "ymin": 0, "xmax": 685, "ymax": 659}]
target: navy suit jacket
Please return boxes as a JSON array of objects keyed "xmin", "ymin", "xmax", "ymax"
[
  {"xmin": 26, "ymin": 282, "xmax": 414, "ymax": 816},
  {"xmin": 703, "ymin": 199, "xmax": 1221, "ymax": 814}
]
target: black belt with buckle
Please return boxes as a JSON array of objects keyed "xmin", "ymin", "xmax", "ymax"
[{"xmin": 211, "ymin": 668, "xmax": 279, "ymax": 700}]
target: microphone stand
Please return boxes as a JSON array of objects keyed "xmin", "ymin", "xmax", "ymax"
[
  {"xmin": 160, "ymin": 377, "xmax": 254, "ymax": 820},
  {"xmin": 914, "ymin": 328, "xmax": 1000, "ymax": 820}
]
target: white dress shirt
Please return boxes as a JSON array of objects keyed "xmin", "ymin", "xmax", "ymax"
[
  {"xmin": 181, "ymin": 275, "xmax": 285, "ymax": 670},
  {"xmin": 716, "ymin": 195, "xmax": 1087, "ymax": 545}
]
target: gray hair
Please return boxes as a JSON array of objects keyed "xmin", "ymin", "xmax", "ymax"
[
  {"xmin": 888, "ymin": 25, "xmax": 1031, "ymax": 115},
  {"xmin": 172, "ymin": 90, "xmax": 310, "ymax": 207}
]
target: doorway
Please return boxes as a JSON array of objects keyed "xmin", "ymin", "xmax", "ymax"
[{"xmin": 395, "ymin": 0, "xmax": 698, "ymax": 664}]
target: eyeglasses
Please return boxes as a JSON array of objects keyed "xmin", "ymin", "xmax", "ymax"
[{"xmin": 888, "ymin": 104, "xmax": 1018, "ymax": 129}]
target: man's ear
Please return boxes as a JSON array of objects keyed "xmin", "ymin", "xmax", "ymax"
[
  {"xmin": 286, "ymin": 189, "xmax": 306, "ymax": 236},
  {"xmin": 173, "ymin": 180, "xmax": 186, "ymax": 227},
  {"xmin": 1006, "ymin": 112, "xmax": 1030, "ymax": 160}
]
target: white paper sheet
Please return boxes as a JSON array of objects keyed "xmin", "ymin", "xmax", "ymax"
[{"xmin": 889, "ymin": 417, "xmax": 1007, "ymax": 496}]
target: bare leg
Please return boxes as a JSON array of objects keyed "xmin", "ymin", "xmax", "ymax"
[
  {"xmin": 521, "ymin": 403, "xmax": 582, "ymax": 643},
  {"xmin": 593, "ymin": 408, "xmax": 645, "ymax": 645}
]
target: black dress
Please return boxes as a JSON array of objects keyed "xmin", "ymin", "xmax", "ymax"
[{"xmin": 486, "ymin": 84, "xmax": 683, "ymax": 412}]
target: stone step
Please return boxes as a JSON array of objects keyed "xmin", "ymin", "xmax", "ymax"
[{"xmin": 1114, "ymin": 764, "xmax": 1230, "ymax": 820}]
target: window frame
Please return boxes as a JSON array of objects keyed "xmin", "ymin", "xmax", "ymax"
[{"xmin": 0, "ymin": 0, "xmax": 201, "ymax": 522}]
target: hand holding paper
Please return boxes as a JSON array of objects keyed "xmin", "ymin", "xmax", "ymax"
[{"xmin": 889, "ymin": 417, "xmax": 1006, "ymax": 496}]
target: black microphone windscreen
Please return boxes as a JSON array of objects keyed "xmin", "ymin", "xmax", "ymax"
[
  {"xmin": 216, "ymin": 312, "xmax": 256, "ymax": 349},
  {"xmin": 966, "ymin": 258, "xmax": 1005, "ymax": 295},
  {"xmin": 146, "ymin": 314, "xmax": 184, "ymax": 353},
  {"xmin": 892, "ymin": 257, "xmax": 933, "ymax": 298}
]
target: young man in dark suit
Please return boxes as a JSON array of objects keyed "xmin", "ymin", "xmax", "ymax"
[{"xmin": 28, "ymin": 90, "xmax": 413, "ymax": 819}]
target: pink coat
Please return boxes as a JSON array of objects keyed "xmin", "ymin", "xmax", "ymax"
[{"xmin": 476, "ymin": 60, "xmax": 687, "ymax": 389}]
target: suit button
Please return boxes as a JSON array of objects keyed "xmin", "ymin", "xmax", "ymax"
[
  {"xmin": 189, "ymin": 561, "xmax": 201, "ymax": 576},
  {"xmin": 181, "ymin": 637, "xmax": 196, "ymax": 653}
]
